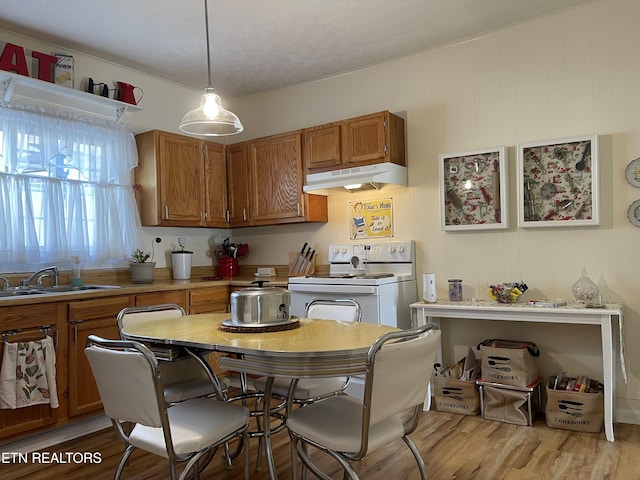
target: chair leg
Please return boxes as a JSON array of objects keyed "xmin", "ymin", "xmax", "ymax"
[
  {"xmin": 242, "ymin": 430, "xmax": 251, "ymax": 480},
  {"xmin": 115, "ymin": 444, "xmax": 136, "ymax": 480},
  {"xmin": 402, "ymin": 435, "xmax": 428, "ymax": 480},
  {"xmin": 290, "ymin": 434, "xmax": 299, "ymax": 479},
  {"xmin": 255, "ymin": 436, "xmax": 264, "ymax": 471},
  {"xmin": 295, "ymin": 440, "xmax": 351, "ymax": 480}
]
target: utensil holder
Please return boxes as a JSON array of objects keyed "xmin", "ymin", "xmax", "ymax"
[{"xmin": 218, "ymin": 257, "xmax": 238, "ymax": 277}]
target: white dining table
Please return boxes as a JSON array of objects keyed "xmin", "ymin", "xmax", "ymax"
[{"xmin": 120, "ymin": 312, "xmax": 398, "ymax": 479}]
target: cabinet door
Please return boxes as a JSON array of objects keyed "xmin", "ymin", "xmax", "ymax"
[
  {"xmin": 342, "ymin": 112, "xmax": 387, "ymax": 165},
  {"xmin": 0, "ymin": 303, "xmax": 66, "ymax": 441},
  {"xmin": 342, "ymin": 111, "xmax": 406, "ymax": 167},
  {"xmin": 203, "ymin": 141, "xmax": 228, "ymax": 227},
  {"xmin": 158, "ymin": 133, "xmax": 204, "ymax": 225},
  {"xmin": 226, "ymin": 142, "xmax": 251, "ymax": 226},
  {"xmin": 249, "ymin": 131, "xmax": 305, "ymax": 223},
  {"xmin": 304, "ymin": 123, "xmax": 342, "ymax": 171},
  {"xmin": 68, "ymin": 296, "xmax": 131, "ymax": 417}
]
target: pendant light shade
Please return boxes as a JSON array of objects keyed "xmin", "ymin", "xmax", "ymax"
[
  {"xmin": 180, "ymin": 87, "xmax": 243, "ymax": 136},
  {"xmin": 179, "ymin": 0, "xmax": 243, "ymax": 136}
]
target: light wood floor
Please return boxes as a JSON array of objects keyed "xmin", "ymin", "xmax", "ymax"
[{"xmin": 3, "ymin": 410, "xmax": 640, "ymax": 479}]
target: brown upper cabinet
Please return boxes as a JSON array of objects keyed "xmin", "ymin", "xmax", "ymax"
[
  {"xmin": 303, "ymin": 122, "xmax": 342, "ymax": 170},
  {"xmin": 226, "ymin": 142, "xmax": 251, "ymax": 227},
  {"xmin": 248, "ymin": 131, "xmax": 327, "ymax": 225},
  {"xmin": 135, "ymin": 130, "xmax": 327, "ymax": 228},
  {"xmin": 304, "ymin": 111, "xmax": 406, "ymax": 174},
  {"xmin": 135, "ymin": 130, "xmax": 228, "ymax": 227}
]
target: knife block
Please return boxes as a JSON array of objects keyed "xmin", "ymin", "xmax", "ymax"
[{"xmin": 289, "ymin": 252, "xmax": 315, "ymax": 276}]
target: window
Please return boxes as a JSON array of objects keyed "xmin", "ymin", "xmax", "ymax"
[{"xmin": 0, "ymin": 101, "xmax": 141, "ymax": 272}]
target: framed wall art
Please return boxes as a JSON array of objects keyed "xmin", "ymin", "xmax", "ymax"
[
  {"xmin": 349, "ymin": 198, "xmax": 394, "ymax": 239},
  {"xmin": 439, "ymin": 146, "xmax": 508, "ymax": 231},
  {"xmin": 517, "ymin": 134, "xmax": 599, "ymax": 228}
]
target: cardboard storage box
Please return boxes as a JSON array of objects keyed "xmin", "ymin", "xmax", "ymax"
[
  {"xmin": 477, "ymin": 376, "xmax": 543, "ymax": 426},
  {"xmin": 478, "ymin": 339, "xmax": 540, "ymax": 387},
  {"xmin": 434, "ymin": 377, "xmax": 480, "ymax": 416},
  {"xmin": 545, "ymin": 377, "xmax": 604, "ymax": 433}
]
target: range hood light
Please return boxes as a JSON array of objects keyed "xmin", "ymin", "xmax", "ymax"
[{"xmin": 303, "ymin": 163, "xmax": 408, "ymax": 193}]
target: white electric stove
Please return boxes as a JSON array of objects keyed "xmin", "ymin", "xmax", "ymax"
[{"xmin": 288, "ymin": 240, "xmax": 417, "ymax": 329}]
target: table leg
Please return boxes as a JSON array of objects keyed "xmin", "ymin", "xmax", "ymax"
[
  {"xmin": 423, "ymin": 314, "xmax": 442, "ymax": 411},
  {"xmin": 263, "ymin": 376, "xmax": 278, "ymax": 479},
  {"xmin": 601, "ymin": 315, "xmax": 615, "ymax": 441}
]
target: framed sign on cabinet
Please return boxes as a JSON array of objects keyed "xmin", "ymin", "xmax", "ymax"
[
  {"xmin": 439, "ymin": 146, "xmax": 508, "ymax": 231},
  {"xmin": 517, "ymin": 134, "xmax": 599, "ymax": 228}
]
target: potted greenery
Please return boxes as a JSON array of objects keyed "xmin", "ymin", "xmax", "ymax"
[{"xmin": 129, "ymin": 248, "xmax": 156, "ymax": 284}]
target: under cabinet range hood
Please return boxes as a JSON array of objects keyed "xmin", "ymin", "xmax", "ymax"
[{"xmin": 303, "ymin": 162, "xmax": 408, "ymax": 193}]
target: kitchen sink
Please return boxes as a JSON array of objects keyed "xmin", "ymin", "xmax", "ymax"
[
  {"xmin": 0, "ymin": 289, "xmax": 49, "ymax": 298},
  {"xmin": 0, "ymin": 284, "xmax": 123, "ymax": 300},
  {"xmin": 37, "ymin": 285, "xmax": 123, "ymax": 293}
]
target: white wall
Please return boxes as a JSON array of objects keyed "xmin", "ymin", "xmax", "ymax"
[
  {"xmin": 228, "ymin": 0, "xmax": 640, "ymax": 423},
  {"xmin": 2, "ymin": 0, "xmax": 640, "ymax": 423}
]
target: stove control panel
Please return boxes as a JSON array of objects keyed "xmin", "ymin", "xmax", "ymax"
[{"xmin": 328, "ymin": 240, "xmax": 414, "ymax": 263}]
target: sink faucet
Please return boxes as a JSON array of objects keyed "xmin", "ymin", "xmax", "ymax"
[
  {"xmin": 21, "ymin": 266, "xmax": 59, "ymax": 288},
  {"xmin": 0, "ymin": 276, "xmax": 9, "ymax": 291}
]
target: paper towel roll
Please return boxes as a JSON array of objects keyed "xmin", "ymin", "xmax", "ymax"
[{"xmin": 423, "ymin": 273, "xmax": 437, "ymax": 303}]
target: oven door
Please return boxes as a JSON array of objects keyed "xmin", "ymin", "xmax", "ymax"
[{"xmin": 287, "ymin": 283, "xmax": 382, "ymax": 326}]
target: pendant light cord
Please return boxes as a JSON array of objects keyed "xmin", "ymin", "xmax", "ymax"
[{"xmin": 204, "ymin": 0, "xmax": 212, "ymax": 89}]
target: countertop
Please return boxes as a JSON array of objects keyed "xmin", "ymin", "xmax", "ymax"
[{"xmin": 0, "ymin": 275, "xmax": 290, "ymax": 307}]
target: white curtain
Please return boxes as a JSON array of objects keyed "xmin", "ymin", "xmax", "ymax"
[{"xmin": 0, "ymin": 101, "xmax": 142, "ymax": 271}]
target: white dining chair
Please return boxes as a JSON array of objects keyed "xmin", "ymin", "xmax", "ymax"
[
  {"xmin": 253, "ymin": 298, "xmax": 362, "ymax": 404},
  {"xmin": 85, "ymin": 335, "xmax": 251, "ymax": 480},
  {"xmin": 117, "ymin": 304, "xmax": 223, "ymax": 404},
  {"xmin": 286, "ymin": 323, "xmax": 441, "ymax": 480}
]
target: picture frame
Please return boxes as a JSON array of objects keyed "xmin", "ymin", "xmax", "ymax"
[
  {"xmin": 517, "ymin": 134, "xmax": 598, "ymax": 228},
  {"xmin": 439, "ymin": 146, "xmax": 509, "ymax": 231},
  {"xmin": 348, "ymin": 198, "xmax": 394, "ymax": 239}
]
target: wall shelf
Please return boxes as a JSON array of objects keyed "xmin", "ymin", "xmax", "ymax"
[{"xmin": 0, "ymin": 71, "xmax": 141, "ymax": 121}]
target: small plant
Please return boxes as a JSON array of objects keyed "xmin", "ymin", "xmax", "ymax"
[{"xmin": 130, "ymin": 249, "xmax": 151, "ymax": 263}]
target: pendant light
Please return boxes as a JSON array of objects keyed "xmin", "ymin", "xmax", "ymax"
[{"xmin": 179, "ymin": 0, "xmax": 243, "ymax": 136}]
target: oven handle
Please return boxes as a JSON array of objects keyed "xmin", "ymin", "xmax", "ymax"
[{"xmin": 287, "ymin": 284, "xmax": 378, "ymax": 295}]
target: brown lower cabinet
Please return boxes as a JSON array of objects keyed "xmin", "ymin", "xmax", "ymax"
[
  {"xmin": 0, "ymin": 303, "xmax": 67, "ymax": 440},
  {"xmin": 0, "ymin": 284, "xmax": 233, "ymax": 443},
  {"xmin": 67, "ymin": 296, "xmax": 131, "ymax": 418},
  {"xmin": 135, "ymin": 290, "xmax": 188, "ymax": 309}
]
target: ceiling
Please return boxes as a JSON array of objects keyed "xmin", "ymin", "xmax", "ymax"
[{"xmin": 0, "ymin": 0, "xmax": 592, "ymax": 98}]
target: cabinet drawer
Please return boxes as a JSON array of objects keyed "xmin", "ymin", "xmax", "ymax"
[
  {"xmin": 136, "ymin": 290, "xmax": 187, "ymax": 308},
  {"xmin": 68, "ymin": 296, "xmax": 131, "ymax": 322},
  {"xmin": 190, "ymin": 286, "xmax": 229, "ymax": 306},
  {"xmin": 1, "ymin": 303, "xmax": 64, "ymax": 328}
]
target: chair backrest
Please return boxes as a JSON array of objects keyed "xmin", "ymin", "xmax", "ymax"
[
  {"xmin": 305, "ymin": 299, "xmax": 362, "ymax": 323},
  {"xmin": 116, "ymin": 304, "xmax": 209, "ymax": 386},
  {"xmin": 84, "ymin": 335, "xmax": 166, "ymax": 428},
  {"xmin": 364, "ymin": 324, "xmax": 440, "ymax": 427},
  {"xmin": 117, "ymin": 303, "xmax": 186, "ymax": 333}
]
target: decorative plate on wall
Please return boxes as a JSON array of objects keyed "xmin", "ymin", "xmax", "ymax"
[
  {"xmin": 627, "ymin": 199, "xmax": 640, "ymax": 227},
  {"xmin": 625, "ymin": 157, "xmax": 640, "ymax": 188}
]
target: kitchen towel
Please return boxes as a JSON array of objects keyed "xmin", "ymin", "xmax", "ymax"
[{"xmin": 0, "ymin": 335, "xmax": 59, "ymax": 409}]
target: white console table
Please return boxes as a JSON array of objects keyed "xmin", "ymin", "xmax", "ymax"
[{"xmin": 411, "ymin": 300, "xmax": 625, "ymax": 442}]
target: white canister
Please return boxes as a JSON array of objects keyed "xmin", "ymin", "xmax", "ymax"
[
  {"xmin": 423, "ymin": 273, "xmax": 437, "ymax": 303},
  {"xmin": 171, "ymin": 250, "xmax": 193, "ymax": 280}
]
